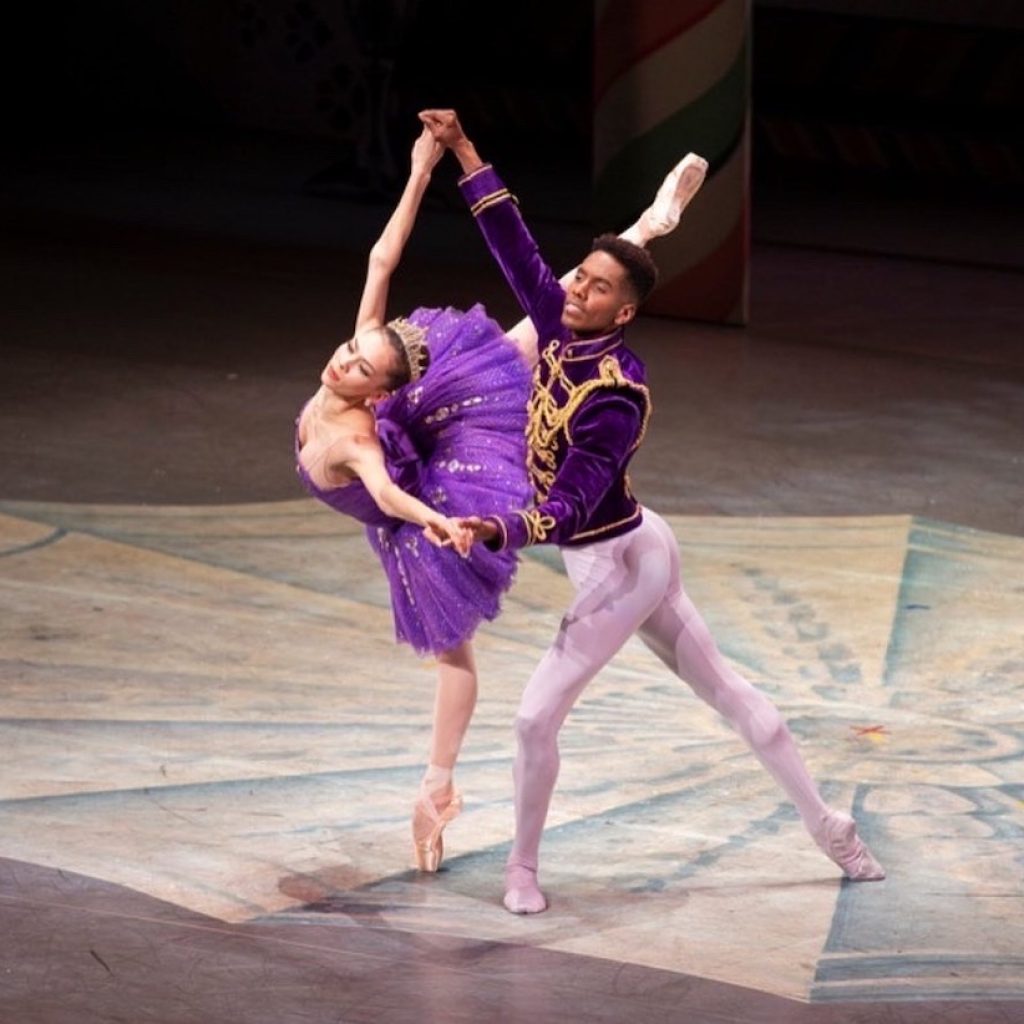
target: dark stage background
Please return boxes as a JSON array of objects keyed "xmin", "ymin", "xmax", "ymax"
[{"xmin": 5, "ymin": 0, "xmax": 1022, "ymax": 246}]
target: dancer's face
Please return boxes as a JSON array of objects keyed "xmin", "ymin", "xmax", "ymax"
[
  {"xmin": 561, "ymin": 251, "xmax": 637, "ymax": 338},
  {"xmin": 320, "ymin": 328, "xmax": 396, "ymax": 401}
]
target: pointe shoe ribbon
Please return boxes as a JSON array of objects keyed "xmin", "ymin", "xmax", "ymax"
[
  {"xmin": 641, "ymin": 152, "xmax": 709, "ymax": 240},
  {"xmin": 412, "ymin": 787, "xmax": 462, "ymax": 872},
  {"xmin": 814, "ymin": 810, "xmax": 886, "ymax": 881}
]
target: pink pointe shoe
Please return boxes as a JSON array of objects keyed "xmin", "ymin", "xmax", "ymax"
[
  {"xmin": 641, "ymin": 152, "xmax": 709, "ymax": 240},
  {"xmin": 503, "ymin": 862, "xmax": 547, "ymax": 914},
  {"xmin": 412, "ymin": 786, "xmax": 462, "ymax": 872},
  {"xmin": 814, "ymin": 810, "xmax": 886, "ymax": 881}
]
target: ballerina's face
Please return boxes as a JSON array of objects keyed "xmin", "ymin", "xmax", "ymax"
[{"xmin": 320, "ymin": 328, "xmax": 398, "ymax": 401}]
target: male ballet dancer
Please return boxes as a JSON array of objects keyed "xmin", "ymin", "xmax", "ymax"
[{"xmin": 421, "ymin": 109, "xmax": 885, "ymax": 914}]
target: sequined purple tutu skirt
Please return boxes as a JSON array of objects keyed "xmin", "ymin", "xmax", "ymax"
[{"xmin": 363, "ymin": 304, "xmax": 530, "ymax": 654}]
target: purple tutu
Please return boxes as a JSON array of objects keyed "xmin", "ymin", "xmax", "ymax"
[{"xmin": 296, "ymin": 304, "xmax": 531, "ymax": 655}]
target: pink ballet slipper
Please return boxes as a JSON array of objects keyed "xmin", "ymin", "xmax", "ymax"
[
  {"xmin": 411, "ymin": 785, "xmax": 462, "ymax": 872},
  {"xmin": 641, "ymin": 152, "xmax": 709, "ymax": 240},
  {"xmin": 503, "ymin": 862, "xmax": 547, "ymax": 914},
  {"xmin": 814, "ymin": 810, "xmax": 886, "ymax": 881}
]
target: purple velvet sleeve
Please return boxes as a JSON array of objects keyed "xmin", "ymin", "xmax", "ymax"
[
  {"xmin": 485, "ymin": 391, "xmax": 645, "ymax": 550},
  {"xmin": 457, "ymin": 164, "xmax": 566, "ymax": 336}
]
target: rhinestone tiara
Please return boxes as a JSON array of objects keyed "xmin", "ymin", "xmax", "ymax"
[{"xmin": 387, "ymin": 316, "xmax": 429, "ymax": 383}]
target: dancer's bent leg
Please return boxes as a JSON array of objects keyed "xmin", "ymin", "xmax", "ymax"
[
  {"xmin": 505, "ymin": 521, "xmax": 673, "ymax": 912},
  {"xmin": 637, "ymin": 511, "xmax": 884, "ymax": 880},
  {"xmin": 412, "ymin": 640, "xmax": 475, "ymax": 871}
]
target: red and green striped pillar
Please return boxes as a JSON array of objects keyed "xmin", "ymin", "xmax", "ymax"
[{"xmin": 594, "ymin": 0, "xmax": 751, "ymax": 325}]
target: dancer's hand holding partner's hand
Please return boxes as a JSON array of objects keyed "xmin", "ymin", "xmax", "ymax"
[
  {"xmin": 422, "ymin": 513, "xmax": 473, "ymax": 556},
  {"xmin": 458, "ymin": 516, "xmax": 499, "ymax": 546}
]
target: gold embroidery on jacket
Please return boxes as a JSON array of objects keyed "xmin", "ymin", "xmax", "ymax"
[
  {"xmin": 516, "ymin": 509, "xmax": 557, "ymax": 546},
  {"xmin": 525, "ymin": 341, "xmax": 651, "ymax": 502},
  {"xmin": 568, "ymin": 506, "xmax": 642, "ymax": 542}
]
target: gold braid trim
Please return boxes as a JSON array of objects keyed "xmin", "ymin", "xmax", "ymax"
[
  {"xmin": 568, "ymin": 505, "xmax": 641, "ymax": 542},
  {"xmin": 469, "ymin": 188, "xmax": 516, "ymax": 216},
  {"xmin": 516, "ymin": 509, "xmax": 557, "ymax": 546},
  {"xmin": 525, "ymin": 342, "xmax": 652, "ymax": 502}
]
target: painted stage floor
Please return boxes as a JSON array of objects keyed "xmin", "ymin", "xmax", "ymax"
[{"xmin": 1, "ymin": 499, "xmax": 1022, "ymax": 1022}]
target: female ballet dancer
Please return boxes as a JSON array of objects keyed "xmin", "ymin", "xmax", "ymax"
[{"xmin": 295, "ymin": 123, "xmax": 707, "ymax": 872}]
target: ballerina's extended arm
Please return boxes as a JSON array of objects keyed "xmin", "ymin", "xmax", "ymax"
[
  {"xmin": 354, "ymin": 125, "xmax": 444, "ymax": 334},
  {"xmin": 335, "ymin": 127, "xmax": 469, "ymax": 553},
  {"xmin": 340, "ymin": 431, "xmax": 471, "ymax": 554}
]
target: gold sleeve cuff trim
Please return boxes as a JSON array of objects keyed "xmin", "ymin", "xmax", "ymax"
[
  {"xmin": 470, "ymin": 189, "xmax": 516, "ymax": 216},
  {"xmin": 516, "ymin": 509, "xmax": 557, "ymax": 546}
]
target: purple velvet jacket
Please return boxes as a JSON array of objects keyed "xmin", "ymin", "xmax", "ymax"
[{"xmin": 458, "ymin": 164, "xmax": 651, "ymax": 551}]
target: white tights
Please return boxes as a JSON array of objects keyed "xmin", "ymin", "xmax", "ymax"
[{"xmin": 507, "ymin": 509, "xmax": 831, "ymax": 873}]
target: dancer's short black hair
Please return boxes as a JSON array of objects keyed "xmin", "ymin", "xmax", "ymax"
[{"xmin": 590, "ymin": 233, "xmax": 659, "ymax": 304}]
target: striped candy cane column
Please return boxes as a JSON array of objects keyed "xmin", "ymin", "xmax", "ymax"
[{"xmin": 594, "ymin": 0, "xmax": 751, "ymax": 325}]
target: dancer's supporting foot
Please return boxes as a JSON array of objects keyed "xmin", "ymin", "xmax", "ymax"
[
  {"xmin": 622, "ymin": 152, "xmax": 709, "ymax": 247},
  {"xmin": 412, "ymin": 644, "xmax": 476, "ymax": 871},
  {"xmin": 412, "ymin": 765, "xmax": 463, "ymax": 872},
  {"xmin": 814, "ymin": 810, "xmax": 886, "ymax": 881},
  {"xmin": 503, "ymin": 861, "xmax": 547, "ymax": 914}
]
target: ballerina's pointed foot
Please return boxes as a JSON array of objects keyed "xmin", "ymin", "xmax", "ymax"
[
  {"xmin": 814, "ymin": 810, "xmax": 886, "ymax": 881},
  {"xmin": 503, "ymin": 862, "xmax": 547, "ymax": 914},
  {"xmin": 643, "ymin": 152, "xmax": 709, "ymax": 239},
  {"xmin": 412, "ymin": 787, "xmax": 463, "ymax": 873}
]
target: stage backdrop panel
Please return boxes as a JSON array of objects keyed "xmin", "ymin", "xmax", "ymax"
[{"xmin": 594, "ymin": 0, "xmax": 752, "ymax": 325}]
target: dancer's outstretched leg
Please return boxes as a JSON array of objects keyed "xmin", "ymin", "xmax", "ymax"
[
  {"xmin": 637, "ymin": 512, "xmax": 884, "ymax": 881},
  {"xmin": 412, "ymin": 640, "xmax": 475, "ymax": 871},
  {"xmin": 505, "ymin": 524, "xmax": 675, "ymax": 913},
  {"xmin": 506, "ymin": 153, "xmax": 709, "ymax": 369},
  {"xmin": 621, "ymin": 153, "xmax": 709, "ymax": 247}
]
